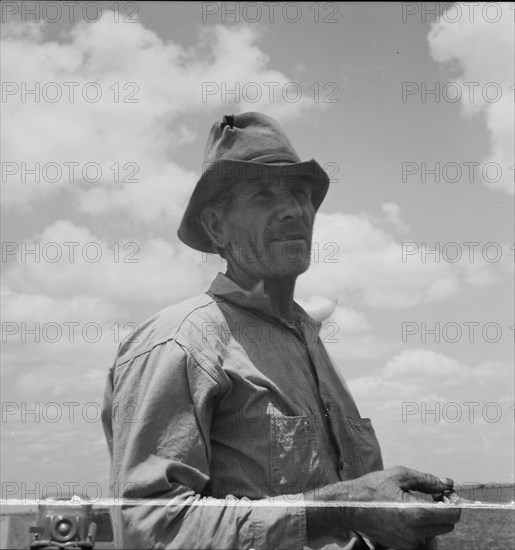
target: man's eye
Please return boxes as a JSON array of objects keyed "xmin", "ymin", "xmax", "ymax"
[
  {"xmin": 292, "ymin": 187, "xmax": 309, "ymax": 198},
  {"xmin": 253, "ymin": 190, "xmax": 269, "ymax": 199}
]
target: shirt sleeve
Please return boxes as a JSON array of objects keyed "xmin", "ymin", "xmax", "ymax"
[{"xmin": 102, "ymin": 338, "xmax": 307, "ymax": 550}]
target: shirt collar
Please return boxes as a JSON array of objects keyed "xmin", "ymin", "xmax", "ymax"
[{"xmin": 207, "ymin": 272, "xmax": 322, "ymax": 334}]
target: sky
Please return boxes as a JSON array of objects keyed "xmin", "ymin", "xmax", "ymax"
[{"xmin": 1, "ymin": 1, "xmax": 514, "ymax": 510}]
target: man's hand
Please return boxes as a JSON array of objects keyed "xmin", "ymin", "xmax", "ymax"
[{"xmin": 305, "ymin": 466, "xmax": 462, "ymax": 550}]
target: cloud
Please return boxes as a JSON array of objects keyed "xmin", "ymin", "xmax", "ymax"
[
  {"xmin": 2, "ymin": 219, "xmax": 217, "ymax": 307},
  {"xmin": 381, "ymin": 203, "xmax": 410, "ymax": 233},
  {"xmin": 348, "ymin": 349, "xmax": 514, "ymax": 480},
  {"xmin": 1, "ymin": 17, "xmax": 320, "ymax": 216},
  {"xmin": 8, "ymin": 206, "xmax": 498, "ymax": 374},
  {"xmin": 383, "ymin": 348, "xmax": 463, "ymax": 383},
  {"xmin": 1, "ymin": 286, "xmax": 119, "ymax": 323},
  {"xmin": 428, "ymin": 3, "xmax": 514, "ymax": 195},
  {"xmin": 297, "ymin": 210, "xmax": 500, "ymax": 309},
  {"xmin": 295, "ymin": 299, "xmax": 395, "ymax": 361},
  {"xmin": 320, "ymin": 305, "xmax": 397, "ymax": 361},
  {"xmin": 351, "ymin": 348, "xmax": 514, "ymax": 428},
  {"xmin": 9, "ymin": 204, "xmax": 500, "ymax": 320},
  {"xmin": 0, "ymin": 218, "xmax": 221, "ymax": 416}
]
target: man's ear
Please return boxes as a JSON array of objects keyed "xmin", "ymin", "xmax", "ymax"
[{"xmin": 200, "ymin": 206, "xmax": 226, "ymax": 249}]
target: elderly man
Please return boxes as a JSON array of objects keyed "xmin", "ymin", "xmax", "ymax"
[{"xmin": 102, "ymin": 112, "xmax": 461, "ymax": 549}]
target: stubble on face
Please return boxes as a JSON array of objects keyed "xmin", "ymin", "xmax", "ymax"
[{"xmin": 221, "ymin": 178, "xmax": 315, "ymax": 280}]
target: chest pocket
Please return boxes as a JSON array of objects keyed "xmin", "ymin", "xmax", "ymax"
[
  {"xmin": 269, "ymin": 410, "xmax": 321, "ymax": 494},
  {"xmin": 347, "ymin": 417, "xmax": 384, "ymax": 476}
]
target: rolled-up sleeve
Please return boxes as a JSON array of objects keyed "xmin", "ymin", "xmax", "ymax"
[{"xmin": 102, "ymin": 339, "xmax": 307, "ymax": 549}]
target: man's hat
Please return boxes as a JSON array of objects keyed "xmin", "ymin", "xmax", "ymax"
[{"xmin": 177, "ymin": 112, "xmax": 330, "ymax": 253}]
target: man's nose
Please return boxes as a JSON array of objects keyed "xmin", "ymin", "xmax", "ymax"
[{"xmin": 275, "ymin": 191, "xmax": 303, "ymax": 221}]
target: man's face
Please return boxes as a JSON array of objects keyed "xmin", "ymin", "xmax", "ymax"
[{"xmin": 219, "ymin": 176, "xmax": 316, "ymax": 278}]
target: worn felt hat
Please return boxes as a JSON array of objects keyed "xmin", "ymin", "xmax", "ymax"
[{"xmin": 177, "ymin": 112, "xmax": 330, "ymax": 253}]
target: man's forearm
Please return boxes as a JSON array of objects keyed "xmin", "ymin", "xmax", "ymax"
[
  {"xmin": 304, "ymin": 468, "xmax": 461, "ymax": 550},
  {"xmin": 113, "ymin": 485, "xmax": 309, "ymax": 549},
  {"xmin": 304, "ymin": 482, "xmax": 355, "ymax": 544}
]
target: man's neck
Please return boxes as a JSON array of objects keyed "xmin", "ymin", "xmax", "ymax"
[{"xmin": 225, "ymin": 262, "xmax": 297, "ymax": 324}]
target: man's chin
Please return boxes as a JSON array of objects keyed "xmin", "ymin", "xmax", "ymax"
[
  {"xmin": 266, "ymin": 257, "xmax": 311, "ymax": 278},
  {"xmin": 276, "ymin": 241, "xmax": 311, "ymax": 274}
]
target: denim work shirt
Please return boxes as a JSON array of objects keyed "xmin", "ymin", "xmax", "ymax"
[{"xmin": 102, "ymin": 273, "xmax": 384, "ymax": 549}]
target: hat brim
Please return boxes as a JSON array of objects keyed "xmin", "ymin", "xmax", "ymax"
[{"xmin": 177, "ymin": 159, "xmax": 330, "ymax": 253}]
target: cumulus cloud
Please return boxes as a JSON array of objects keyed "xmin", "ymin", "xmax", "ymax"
[
  {"xmin": 295, "ymin": 300, "xmax": 396, "ymax": 361},
  {"xmin": 348, "ymin": 349, "xmax": 514, "ymax": 480},
  {"xmin": 297, "ymin": 210, "xmax": 500, "ymax": 309},
  {"xmin": 381, "ymin": 203, "xmax": 410, "ymax": 233},
  {"xmin": 383, "ymin": 348, "xmax": 463, "ymax": 381},
  {"xmin": 2, "ymin": 219, "xmax": 217, "ymax": 306},
  {"xmin": 6, "ymin": 205, "xmax": 500, "ymax": 324},
  {"xmin": 1, "ymin": 218, "xmax": 220, "ymax": 418},
  {"xmin": 428, "ymin": 3, "xmax": 514, "ymax": 194},
  {"xmin": 1, "ymin": 17, "xmax": 319, "ymax": 215},
  {"xmin": 3, "ymin": 204, "xmax": 501, "ymax": 382},
  {"xmin": 319, "ymin": 304, "xmax": 398, "ymax": 361}
]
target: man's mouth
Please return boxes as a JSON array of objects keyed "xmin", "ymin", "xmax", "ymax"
[{"xmin": 271, "ymin": 234, "xmax": 307, "ymax": 242}]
